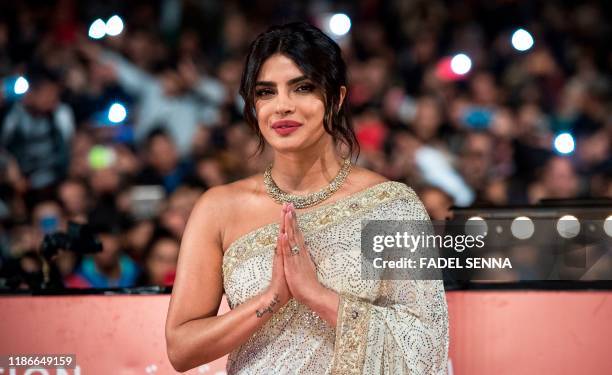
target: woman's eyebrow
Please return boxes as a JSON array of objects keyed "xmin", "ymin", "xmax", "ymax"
[
  {"xmin": 255, "ymin": 75, "xmax": 309, "ymax": 87},
  {"xmin": 254, "ymin": 80, "xmax": 275, "ymax": 87},
  {"xmin": 287, "ymin": 75, "xmax": 308, "ymax": 85}
]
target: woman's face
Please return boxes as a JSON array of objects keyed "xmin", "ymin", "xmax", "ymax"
[
  {"xmin": 147, "ymin": 238, "xmax": 179, "ymax": 286},
  {"xmin": 254, "ymin": 53, "xmax": 330, "ymax": 153}
]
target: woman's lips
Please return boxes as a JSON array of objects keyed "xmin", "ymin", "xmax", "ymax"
[
  {"xmin": 271, "ymin": 120, "xmax": 302, "ymax": 136},
  {"xmin": 273, "ymin": 126, "xmax": 300, "ymax": 135}
]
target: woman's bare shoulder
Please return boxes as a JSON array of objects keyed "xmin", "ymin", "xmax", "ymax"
[{"xmin": 193, "ymin": 175, "xmax": 261, "ymax": 213}]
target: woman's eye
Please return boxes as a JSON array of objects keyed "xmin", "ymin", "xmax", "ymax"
[
  {"xmin": 296, "ymin": 84, "xmax": 314, "ymax": 92},
  {"xmin": 255, "ymin": 89, "xmax": 273, "ymax": 97}
]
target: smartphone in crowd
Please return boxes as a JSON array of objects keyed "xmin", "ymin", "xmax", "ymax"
[{"xmin": 462, "ymin": 106, "xmax": 494, "ymax": 130}]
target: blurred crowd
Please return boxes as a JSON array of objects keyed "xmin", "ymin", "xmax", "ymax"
[{"xmin": 0, "ymin": 0, "xmax": 609, "ymax": 290}]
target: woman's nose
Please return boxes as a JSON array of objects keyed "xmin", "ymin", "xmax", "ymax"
[{"xmin": 275, "ymin": 92, "xmax": 295, "ymax": 114}]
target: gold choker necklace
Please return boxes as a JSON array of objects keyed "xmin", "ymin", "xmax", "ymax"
[{"xmin": 263, "ymin": 159, "xmax": 351, "ymax": 209}]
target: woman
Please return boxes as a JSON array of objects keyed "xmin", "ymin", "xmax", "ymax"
[
  {"xmin": 136, "ymin": 230, "xmax": 179, "ymax": 287},
  {"xmin": 165, "ymin": 22, "xmax": 448, "ymax": 374}
]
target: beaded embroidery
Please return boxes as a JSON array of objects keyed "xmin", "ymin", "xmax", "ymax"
[
  {"xmin": 221, "ymin": 181, "xmax": 448, "ymax": 374},
  {"xmin": 222, "ymin": 181, "xmax": 414, "ymax": 284},
  {"xmin": 331, "ymin": 294, "xmax": 372, "ymax": 374}
]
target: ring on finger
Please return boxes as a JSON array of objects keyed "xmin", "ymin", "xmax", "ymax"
[{"xmin": 290, "ymin": 244, "xmax": 300, "ymax": 255}]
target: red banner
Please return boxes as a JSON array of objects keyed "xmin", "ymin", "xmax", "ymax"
[{"xmin": 1, "ymin": 291, "xmax": 610, "ymax": 374}]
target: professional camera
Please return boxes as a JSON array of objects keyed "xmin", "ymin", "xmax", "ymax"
[{"xmin": 40, "ymin": 221, "xmax": 103, "ymax": 258}]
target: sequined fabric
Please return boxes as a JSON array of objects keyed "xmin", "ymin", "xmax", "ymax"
[{"xmin": 222, "ymin": 181, "xmax": 449, "ymax": 374}]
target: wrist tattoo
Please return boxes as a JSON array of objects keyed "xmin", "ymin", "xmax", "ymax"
[{"xmin": 256, "ymin": 294, "xmax": 280, "ymax": 318}]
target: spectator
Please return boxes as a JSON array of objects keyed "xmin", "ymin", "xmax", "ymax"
[
  {"xmin": 1, "ymin": 64, "xmax": 74, "ymax": 192},
  {"xmin": 0, "ymin": 0, "xmax": 609, "ymax": 290},
  {"xmin": 57, "ymin": 179, "xmax": 90, "ymax": 222},
  {"xmin": 157, "ymin": 185, "xmax": 202, "ymax": 239},
  {"xmin": 135, "ymin": 129, "xmax": 194, "ymax": 194},
  {"xmin": 122, "ymin": 219, "xmax": 155, "ymax": 263},
  {"xmin": 459, "ymin": 131, "xmax": 495, "ymax": 203},
  {"xmin": 528, "ymin": 156, "xmax": 580, "ymax": 203},
  {"xmin": 418, "ymin": 186, "xmax": 454, "ymax": 221},
  {"xmin": 136, "ymin": 230, "xmax": 179, "ymax": 287},
  {"xmin": 79, "ymin": 41, "xmax": 226, "ymax": 156},
  {"xmin": 67, "ymin": 221, "xmax": 140, "ymax": 288}
]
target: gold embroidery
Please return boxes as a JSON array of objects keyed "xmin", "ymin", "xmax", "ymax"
[
  {"xmin": 222, "ymin": 181, "xmax": 416, "ymax": 282},
  {"xmin": 331, "ymin": 294, "xmax": 371, "ymax": 374},
  {"xmin": 377, "ymin": 191, "xmax": 391, "ymax": 199},
  {"xmin": 221, "ymin": 181, "xmax": 449, "ymax": 374},
  {"xmin": 319, "ymin": 213, "xmax": 333, "ymax": 225},
  {"xmin": 258, "ymin": 234, "xmax": 275, "ymax": 246}
]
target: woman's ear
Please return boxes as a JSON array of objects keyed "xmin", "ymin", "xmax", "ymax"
[{"xmin": 338, "ymin": 86, "xmax": 347, "ymax": 112}]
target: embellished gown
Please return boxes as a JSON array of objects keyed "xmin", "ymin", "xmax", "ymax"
[{"xmin": 222, "ymin": 181, "xmax": 449, "ymax": 374}]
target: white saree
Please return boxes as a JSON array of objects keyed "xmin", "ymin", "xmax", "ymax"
[{"xmin": 222, "ymin": 181, "xmax": 449, "ymax": 374}]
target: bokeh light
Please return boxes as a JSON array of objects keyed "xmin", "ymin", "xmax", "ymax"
[
  {"xmin": 511, "ymin": 28, "xmax": 534, "ymax": 51},
  {"xmin": 511, "ymin": 216, "xmax": 534, "ymax": 240},
  {"xmin": 105, "ymin": 15, "xmax": 124, "ymax": 37},
  {"xmin": 14, "ymin": 76, "xmax": 29, "ymax": 95},
  {"xmin": 88, "ymin": 18, "xmax": 106, "ymax": 39},
  {"xmin": 604, "ymin": 215, "xmax": 612, "ymax": 237},
  {"xmin": 466, "ymin": 216, "xmax": 488, "ymax": 237},
  {"xmin": 329, "ymin": 13, "xmax": 351, "ymax": 36},
  {"xmin": 554, "ymin": 133, "xmax": 575, "ymax": 154},
  {"xmin": 450, "ymin": 53, "xmax": 472, "ymax": 75},
  {"xmin": 88, "ymin": 145, "xmax": 116, "ymax": 170},
  {"xmin": 108, "ymin": 103, "xmax": 127, "ymax": 123},
  {"xmin": 556, "ymin": 215, "xmax": 581, "ymax": 239}
]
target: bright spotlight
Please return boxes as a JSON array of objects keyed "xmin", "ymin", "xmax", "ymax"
[
  {"xmin": 604, "ymin": 215, "xmax": 612, "ymax": 237},
  {"xmin": 108, "ymin": 103, "xmax": 127, "ymax": 123},
  {"xmin": 511, "ymin": 28, "xmax": 534, "ymax": 51},
  {"xmin": 450, "ymin": 53, "xmax": 472, "ymax": 75},
  {"xmin": 557, "ymin": 215, "xmax": 580, "ymax": 239},
  {"xmin": 14, "ymin": 76, "xmax": 29, "ymax": 95},
  {"xmin": 465, "ymin": 216, "xmax": 488, "ymax": 237},
  {"xmin": 105, "ymin": 15, "xmax": 124, "ymax": 37},
  {"xmin": 88, "ymin": 18, "xmax": 107, "ymax": 39},
  {"xmin": 554, "ymin": 133, "xmax": 575, "ymax": 154},
  {"xmin": 329, "ymin": 13, "xmax": 351, "ymax": 36},
  {"xmin": 511, "ymin": 216, "xmax": 534, "ymax": 240}
]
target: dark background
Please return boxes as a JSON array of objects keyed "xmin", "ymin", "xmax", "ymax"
[{"xmin": 0, "ymin": 0, "xmax": 609, "ymax": 291}]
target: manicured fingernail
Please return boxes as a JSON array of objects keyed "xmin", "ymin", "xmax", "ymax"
[{"xmin": 288, "ymin": 211, "xmax": 292, "ymax": 219}]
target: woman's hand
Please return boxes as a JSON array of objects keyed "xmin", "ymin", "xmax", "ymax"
[
  {"xmin": 281, "ymin": 203, "xmax": 338, "ymax": 313},
  {"xmin": 263, "ymin": 203, "xmax": 292, "ymax": 310}
]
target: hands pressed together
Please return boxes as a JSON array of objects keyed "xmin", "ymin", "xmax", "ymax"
[
  {"xmin": 265, "ymin": 203, "xmax": 339, "ymax": 325},
  {"xmin": 269, "ymin": 202, "xmax": 322, "ymax": 306}
]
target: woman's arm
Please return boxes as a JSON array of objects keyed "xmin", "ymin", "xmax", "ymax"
[{"xmin": 165, "ymin": 186, "xmax": 290, "ymax": 372}]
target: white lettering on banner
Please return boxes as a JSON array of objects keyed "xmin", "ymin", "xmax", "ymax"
[{"xmin": 0, "ymin": 367, "xmax": 81, "ymax": 375}]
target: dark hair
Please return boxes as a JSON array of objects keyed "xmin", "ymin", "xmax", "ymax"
[
  {"xmin": 26, "ymin": 61, "xmax": 61, "ymax": 89},
  {"xmin": 142, "ymin": 226, "xmax": 179, "ymax": 261},
  {"xmin": 144, "ymin": 127, "xmax": 172, "ymax": 151},
  {"xmin": 239, "ymin": 22, "xmax": 359, "ymax": 160}
]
